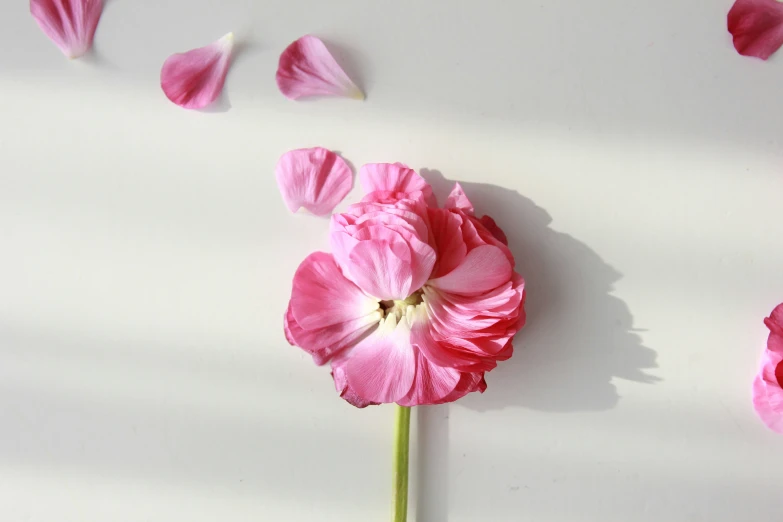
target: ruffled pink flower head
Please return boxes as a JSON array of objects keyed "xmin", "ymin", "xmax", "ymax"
[
  {"xmin": 30, "ymin": 0, "xmax": 103, "ymax": 59},
  {"xmin": 284, "ymin": 163, "xmax": 526, "ymax": 407},
  {"xmin": 753, "ymin": 303, "xmax": 783, "ymax": 433}
]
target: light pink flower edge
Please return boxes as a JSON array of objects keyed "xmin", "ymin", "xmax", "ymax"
[{"xmin": 753, "ymin": 303, "xmax": 783, "ymax": 433}]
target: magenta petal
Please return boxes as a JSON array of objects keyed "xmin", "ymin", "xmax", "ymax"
[
  {"xmin": 276, "ymin": 35, "xmax": 363, "ymax": 100},
  {"xmin": 728, "ymin": 0, "xmax": 783, "ymax": 60},
  {"xmin": 275, "ymin": 147, "xmax": 353, "ymax": 216},
  {"xmin": 30, "ymin": 0, "xmax": 103, "ymax": 59},
  {"xmin": 161, "ymin": 33, "xmax": 234, "ymax": 110}
]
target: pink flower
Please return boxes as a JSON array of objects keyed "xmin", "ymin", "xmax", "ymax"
[
  {"xmin": 753, "ymin": 303, "xmax": 783, "ymax": 433},
  {"xmin": 728, "ymin": 0, "xmax": 783, "ymax": 60},
  {"xmin": 284, "ymin": 163, "xmax": 526, "ymax": 407}
]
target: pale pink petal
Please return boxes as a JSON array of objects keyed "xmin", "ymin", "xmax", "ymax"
[
  {"xmin": 728, "ymin": 0, "xmax": 783, "ymax": 60},
  {"xmin": 276, "ymin": 148, "xmax": 353, "ymax": 216},
  {"xmin": 161, "ymin": 33, "xmax": 234, "ymax": 110},
  {"xmin": 331, "ymin": 355, "xmax": 378, "ymax": 408},
  {"xmin": 290, "ymin": 252, "xmax": 379, "ymax": 331},
  {"xmin": 276, "ymin": 35, "xmax": 363, "ymax": 100},
  {"xmin": 360, "ymin": 163, "xmax": 431, "ymax": 197},
  {"xmin": 428, "ymin": 245, "xmax": 512, "ymax": 296},
  {"xmin": 347, "ymin": 231, "xmax": 414, "ymax": 300},
  {"xmin": 345, "ymin": 315, "xmax": 416, "ymax": 403},
  {"xmin": 284, "ymin": 304, "xmax": 379, "ymax": 365},
  {"xmin": 30, "ymin": 0, "xmax": 103, "ymax": 59},
  {"xmin": 346, "ymin": 225, "xmax": 435, "ymax": 300},
  {"xmin": 444, "ymin": 182, "xmax": 474, "ymax": 214}
]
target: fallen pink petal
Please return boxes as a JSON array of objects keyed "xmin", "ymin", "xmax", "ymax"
[
  {"xmin": 727, "ymin": 0, "xmax": 783, "ymax": 60},
  {"xmin": 276, "ymin": 35, "xmax": 364, "ymax": 100},
  {"xmin": 753, "ymin": 303, "xmax": 783, "ymax": 433},
  {"xmin": 275, "ymin": 147, "xmax": 353, "ymax": 216},
  {"xmin": 284, "ymin": 163, "xmax": 526, "ymax": 407},
  {"xmin": 30, "ymin": 0, "xmax": 103, "ymax": 59},
  {"xmin": 161, "ymin": 33, "xmax": 235, "ymax": 110}
]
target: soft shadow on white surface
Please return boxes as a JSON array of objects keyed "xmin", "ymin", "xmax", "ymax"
[{"xmin": 422, "ymin": 170, "xmax": 660, "ymax": 413}]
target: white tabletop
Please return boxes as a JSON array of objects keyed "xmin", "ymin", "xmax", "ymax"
[{"xmin": 1, "ymin": 1, "xmax": 782, "ymax": 521}]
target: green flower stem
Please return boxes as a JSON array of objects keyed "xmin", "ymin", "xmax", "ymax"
[{"xmin": 392, "ymin": 405, "xmax": 411, "ymax": 522}]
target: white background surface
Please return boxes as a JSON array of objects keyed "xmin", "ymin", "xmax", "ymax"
[{"xmin": 1, "ymin": 1, "xmax": 782, "ymax": 520}]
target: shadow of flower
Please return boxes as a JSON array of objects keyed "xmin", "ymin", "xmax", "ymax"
[{"xmin": 421, "ymin": 169, "xmax": 660, "ymax": 413}]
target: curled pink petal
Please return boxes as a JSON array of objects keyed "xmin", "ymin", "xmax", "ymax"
[
  {"xmin": 445, "ymin": 182, "xmax": 474, "ymax": 214},
  {"xmin": 30, "ymin": 0, "xmax": 103, "ymax": 59},
  {"xmin": 276, "ymin": 148, "xmax": 353, "ymax": 216},
  {"xmin": 728, "ymin": 0, "xmax": 783, "ymax": 60},
  {"xmin": 161, "ymin": 33, "xmax": 234, "ymax": 110},
  {"xmin": 428, "ymin": 245, "xmax": 512, "ymax": 296},
  {"xmin": 276, "ymin": 35, "xmax": 363, "ymax": 100},
  {"xmin": 360, "ymin": 163, "xmax": 437, "ymax": 207}
]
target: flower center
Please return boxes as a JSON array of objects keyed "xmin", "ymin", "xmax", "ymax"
[
  {"xmin": 379, "ymin": 291, "xmax": 424, "ymax": 320},
  {"xmin": 776, "ymin": 360, "xmax": 783, "ymax": 388}
]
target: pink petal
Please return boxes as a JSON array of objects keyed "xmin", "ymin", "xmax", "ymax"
[
  {"xmin": 728, "ymin": 0, "xmax": 783, "ymax": 60},
  {"xmin": 331, "ymin": 356, "xmax": 378, "ymax": 408},
  {"xmin": 360, "ymin": 163, "xmax": 432, "ymax": 198},
  {"xmin": 409, "ymin": 305, "xmax": 496, "ymax": 371},
  {"xmin": 397, "ymin": 349, "xmax": 461, "ymax": 406},
  {"xmin": 347, "ymin": 229, "xmax": 414, "ymax": 300},
  {"xmin": 275, "ymin": 148, "xmax": 353, "ymax": 216},
  {"xmin": 30, "ymin": 0, "xmax": 103, "ymax": 59},
  {"xmin": 345, "ymin": 315, "xmax": 416, "ymax": 403},
  {"xmin": 478, "ymin": 215, "xmax": 509, "ymax": 245},
  {"xmin": 289, "ymin": 252, "xmax": 380, "ymax": 331},
  {"xmin": 753, "ymin": 352, "xmax": 783, "ymax": 433},
  {"xmin": 276, "ymin": 35, "xmax": 363, "ymax": 100},
  {"xmin": 284, "ymin": 304, "xmax": 379, "ymax": 365},
  {"xmin": 439, "ymin": 372, "xmax": 487, "ymax": 403},
  {"xmin": 444, "ymin": 183, "xmax": 474, "ymax": 214},
  {"xmin": 428, "ymin": 245, "xmax": 513, "ymax": 296},
  {"xmin": 346, "ymin": 225, "xmax": 435, "ymax": 300},
  {"xmin": 161, "ymin": 33, "xmax": 234, "ymax": 110},
  {"xmin": 427, "ymin": 208, "xmax": 467, "ymax": 279}
]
